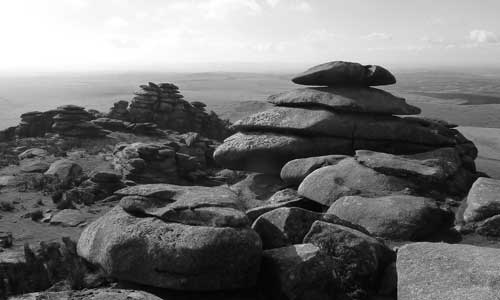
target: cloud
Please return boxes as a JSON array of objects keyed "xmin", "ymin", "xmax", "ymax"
[
  {"xmin": 292, "ymin": 1, "xmax": 312, "ymax": 12},
  {"xmin": 265, "ymin": 0, "xmax": 281, "ymax": 7},
  {"xmin": 201, "ymin": 0, "xmax": 263, "ymax": 19},
  {"xmin": 469, "ymin": 29, "xmax": 499, "ymax": 44},
  {"xmin": 420, "ymin": 35, "xmax": 446, "ymax": 45},
  {"xmin": 361, "ymin": 32, "xmax": 392, "ymax": 41},
  {"xmin": 106, "ymin": 16, "xmax": 129, "ymax": 28}
]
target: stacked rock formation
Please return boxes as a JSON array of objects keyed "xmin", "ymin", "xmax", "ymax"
[
  {"xmin": 16, "ymin": 111, "xmax": 55, "ymax": 138},
  {"xmin": 112, "ymin": 133, "xmax": 218, "ymax": 184},
  {"xmin": 214, "ymin": 61, "xmax": 477, "ymax": 175},
  {"xmin": 107, "ymin": 82, "xmax": 231, "ymax": 140},
  {"xmin": 51, "ymin": 105, "xmax": 108, "ymax": 138},
  {"xmin": 107, "ymin": 100, "xmax": 129, "ymax": 120}
]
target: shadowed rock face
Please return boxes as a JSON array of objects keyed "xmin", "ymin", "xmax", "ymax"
[
  {"xmin": 267, "ymin": 87, "xmax": 420, "ymax": 115},
  {"xmin": 291, "ymin": 61, "xmax": 396, "ymax": 86},
  {"xmin": 397, "ymin": 242, "xmax": 500, "ymax": 300}
]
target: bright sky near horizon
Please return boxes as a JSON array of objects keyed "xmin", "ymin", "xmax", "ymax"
[{"xmin": 1, "ymin": 0, "xmax": 499, "ymax": 73}]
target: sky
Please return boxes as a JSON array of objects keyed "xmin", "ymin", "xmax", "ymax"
[{"xmin": 0, "ymin": 0, "xmax": 500, "ymax": 73}]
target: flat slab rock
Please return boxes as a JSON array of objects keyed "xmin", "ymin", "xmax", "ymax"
[
  {"xmin": 77, "ymin": 206, "xmax": 262, "ymax": 290},
  {"xmin": 116, "ymin": 184, "xmax": 248, "ymax": 227},
  {"xmin": 397, "ymin": 242, "xmax": 500, "ymax": 300},
  {"xmin": 355, "ymin": 148, "xmax": 462, "ymax": 182},
  {"xmin": 291, "ymin": 61, "xmax": 396, "ymax": 86},
  {"xmin": 50, "ymin": 209, "xmax": 87, "ymax": 227},
  {"xmin": 267, "ymin": 87, "xmax": 420, "ymax": 115},
  {"xmin": 462, "ymin": 177, "xmax": 500, "ymax": 222},
  {"xmin": 327, "ymin": 195, "xmax": 449, "ymax": 240},
  {"xmin": 214, "ymin": 132, "xmax": 353, "ymax": 174},
  {"xmin": 233, "ymin": 106, "xmax": 454, "ymax": 145}
]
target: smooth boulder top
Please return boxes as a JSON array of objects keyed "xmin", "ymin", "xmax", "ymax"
[
  {"xmin": 233, "ymin": 106, "xmax": 454, "ymax": 145},
  {"xmin": 267, "ymin": 87, "xmax": 420, "ymax": 115},
  {"xmin": 298, "ymin": 157, "xmax": 415, "ymax": 206},
  {"xmin": 397, "ymin": 242, "xmax": 500, "ymax": 300},
  {"xmin": 291, "ymin": 61, "xmax": 396, "ymax": 86}
]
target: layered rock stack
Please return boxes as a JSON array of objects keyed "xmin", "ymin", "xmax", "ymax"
[
  {"xmin": 107, "ymin": 100, "xmax": 129, "ymax": 120},
  {"xmin": 16, "ymin": 111, "xmax": 54, "ymax": 137},
  {"xmin": 112, "ymin": 135, "xmax": 218, "ymax": 184},
  {"xmin": 51, "ymin": 105, "xmax": 108, "ymax": 138},
  {"xmin": 107, "ymin": 82, "xmax": 231, "ymax": 140},
  {"xmin": 214, "ymin": 61, "xmax": 477, "ymax": 175}
]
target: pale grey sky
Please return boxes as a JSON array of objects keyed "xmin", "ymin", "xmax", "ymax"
[{"xmin": 1, "ymin": 0, "xmax": 499, "ymax": 72}]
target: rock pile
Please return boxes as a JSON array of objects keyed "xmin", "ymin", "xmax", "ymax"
[
  {"xmin": 16, "ymin": 111, "xmax": 54, "ymax": 138},
  {"xmin": 52, "ymin": 105, "xmax": 108, "ymax": 138},
  {"xmin": 63, "ymin": 171, "xmax": 125, "ymax": 206},
  {"xmin": 107, "ymin": 82, "xmax": 231, "ymax": 140},
  {"xmin": 107, "ymin": 100, "xmax": 129, "ymax": 120},
  {"xmin": 77, "ymin": 183, "xmax": 395, "ymax": 299},
  {"xmin": 112, "ymin": 134, "xmax": 218, "ymax": 184},
  {"xmin": 214, "ymin": 61, "xmax": 477, "ymax": 174}
]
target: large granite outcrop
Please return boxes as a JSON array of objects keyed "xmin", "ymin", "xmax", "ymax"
[
  {"xmin": 214, "ymin": 61, "xmax": 477, "ymax": 175},
  {"xmin": 107, "ymin": 82, "xmax": 231, "ymax": 140},
  {"xmin": 77, "ymin": 184, "xmax": 262, "ymax": 291}
]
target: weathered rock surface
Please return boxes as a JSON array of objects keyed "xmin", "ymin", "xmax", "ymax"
[
  {"xmin": 245, "ymin": 189, "xmax": 324, "ymax": 222},
  {"xmin": 19, "ymin": 159, "xmax": 50, "ymax": 173},
  {"xmin": 52, "ymin": 105, "xmax": 108, "ymax": 138},
  {"xmin": 397, "ymin": 242, "xmax": 500, "ymax": 300},
  {"xmin": 233, "ymin": 107, "xmax": 455, "ymax": 145},
  {"xmin": 355, "ymin": 148, "xmax": 462, "ymax": 182},
  {"xmin": 77, "ymin": 206, "xmax": 262, "ymax": 290},
  {"xmin": 252, "ymin": 207, "xmax": 368, "ymax": 249},
  {"xmin": 260, "ymin": 244, "xmax": 335, "ymax": 300},
  {"xmin": 303, "ymin": 221, "xmax": 393, "ymax": 298},
  {"xmin": 291, "ymin": 61, "xmax": 396, "ymax": 86},
  {"xmin": 280, "ymin": 155, "xmax": 349, "ymax": 186},
  {"xmin": 112, "ymin": 140, "xmax": 216, "ymax": 184},
  {"xmin": 327, "ymin": 195, "xmax": 451, "ymax": 240},
  {"xmin": 463, "ymin": 177, "xmax": 500, "ymax": 222},
  {"xmin": 9, "ymin": 289, "xmax": 163, "ymax": 300},
  {"xmin": 44, "ymin": 159, "xmax": 83, "ymax": 185},
  {"xmin": 50, "ymin": 209, "xmax": 87, "ymax": 227},
  {"xmin": 268, "ymin": 87, "xmax": 420, "ymax": 115},
  {"xmin": 18, "ymin": 148, "xmax": 48, "ymax": 160},
  {"xmin": 117, "ymin": 183, "xmax": 248, "ymax": 227},
  {"xmin": 214, "ymin": 132, "xmax": 352, "ymax": 174},
  {"xmin": 298, "ymin": 158, "xmax": 414, "ymax": 206}
]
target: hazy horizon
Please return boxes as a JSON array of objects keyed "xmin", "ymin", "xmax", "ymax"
[{"xmin": 1, "ymin": 0, "xmax": 500, "ymax": 73}]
